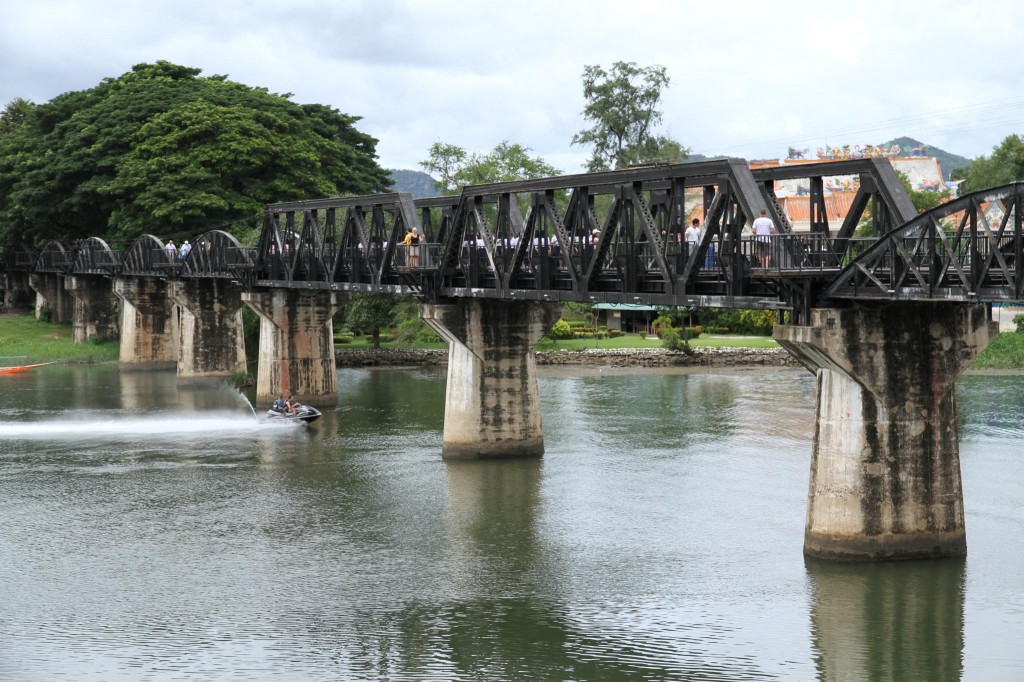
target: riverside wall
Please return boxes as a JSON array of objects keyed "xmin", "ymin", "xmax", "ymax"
[{"xmin": 335, "ymin": 346, "xmax": 799, "ymax": 368}]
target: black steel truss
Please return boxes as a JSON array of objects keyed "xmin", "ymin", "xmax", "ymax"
[
  {"xmin": 825, "ymin": 183, "xmax": 1024, "ymax": 302},
  {"xmin": 3, "ymin": 160, "xmax": 1018, "ymax": 323}
]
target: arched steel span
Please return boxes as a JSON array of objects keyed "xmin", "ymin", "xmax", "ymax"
[
  {"xmin": 2, "ymin": 245, "xmax": 38, "ymax": 272},
  {"xmin": 34, "ymin": 240, "xmax": 72, "ymax": 273},
  {"xmin": 182, "ymin": 230, "xmax": 253, "ymax": 280},
  {"xmin": 71, "ymin": 237, "xmax": 118, "ymax": 274},
  {"xmin": 825, "ymin": 183, "xmax": 1024, "ymax": 302},
  {"xmin": 122, "ymin": 235, "xmax": 174, "ymax": 276}
]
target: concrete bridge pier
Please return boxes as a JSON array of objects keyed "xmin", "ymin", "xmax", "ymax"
[
  {"xmin": 242, "ymin": 289, "xmax": 340, "ymax": 407},
  {"xmin": 28, "ymin": 272, "xmax": 74, "ymax": 322},
  {"xmin": 64, "ymin": 275, "xmax": 120, "ymax": 343},
  {"xmin": 421, "ymin": 299, "xmax": 562, "ymax": 460},
  {"xmin": 168, "ymin": 279, "xmax": 246, "ymax": 381},
  {"xmin": 113, "ymin": 277, "xmax": 179, "ymax": 370},
  {"xmin": 775, "ymin": 303, "xmax": 997, "ymax": 561}
]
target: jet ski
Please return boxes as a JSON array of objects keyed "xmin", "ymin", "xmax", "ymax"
[{"xmin": 264, "ymin": 402, "xmax": 322, "ymax": 424}]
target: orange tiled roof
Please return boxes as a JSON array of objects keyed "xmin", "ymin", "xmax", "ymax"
[{"xmin": 780, "ymin": 194, "xmax": 858, "ymax": 222}]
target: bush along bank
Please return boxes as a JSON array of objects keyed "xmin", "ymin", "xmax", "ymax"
[{"xmin": 335, "ymin": 346, "xmax": 799, "ymax": 368}]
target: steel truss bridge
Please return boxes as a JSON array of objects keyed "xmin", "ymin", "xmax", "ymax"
[{"xmin": 4, "ymin": 158, "xmax": 1023, "ymax": 324}]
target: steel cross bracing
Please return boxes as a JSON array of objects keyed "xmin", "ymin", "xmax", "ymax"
[
  {"xmin": 3, "ymin": 159, "xmax": 1019, "ymax": 324},
  {"xmin": 824, "ymin": 182, "xmax": 1024, "ymax": 302}
]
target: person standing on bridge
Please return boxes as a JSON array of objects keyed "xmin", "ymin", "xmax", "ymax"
[
  {"xmin": 752, "ymin": 209, "xmax": 777, "ymax": 269},
  {"xmin": 403, "ymin": 227, "xmax": 421, "ymax": 268},
  {"xmin": 164, "ymin": 239, "xmax": 177, "ymax": 261},
  {"xmin": 685, "ymin": 218, "xmax": 701, "ymax": 261}
]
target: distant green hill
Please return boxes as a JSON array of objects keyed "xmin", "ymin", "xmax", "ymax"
[
  {"xmin": 389, "ymin": 169, "xmax": 441, "ymax": 198},
  {"xmin": 882, "ymin": 136, "xmax": 970, "ymax": 180}
]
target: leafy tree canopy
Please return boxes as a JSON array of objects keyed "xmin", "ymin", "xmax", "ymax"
[
  {"xmin": 958, "ymin": 134, "xmax": 1024, "ymax": 194},
  {"xmin": 571, "ymin": 61, "xmax": 689, "ymax": 172},
  {"xmin": 345, "ymin": 292, "xmax": 401, "ymax": 349},
  {"xmin": 0, "ymin": 61, "xmax": 390, "ymax": 248},
  {"xmin": 419, "ymin": 140, "xmax": 559, "ymax": 195}
]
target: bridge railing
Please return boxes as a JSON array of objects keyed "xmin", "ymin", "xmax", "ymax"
[
  {"xmin": 393, "ymin": 243, "xmax": 440, "ymax": 271},
  {"xmin": 750, "ymin": 235, "xmax": 878, "ymax": 273}
]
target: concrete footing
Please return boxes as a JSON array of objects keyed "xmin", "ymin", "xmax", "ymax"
[
  {"xmin": 242, "ymin": 289, "xmax": 340, "ymax": 407},
  {"xmin": 168, "ymin": 279, "xmax": 246, "ymax": 380},
  {"xmin": 113, "ymin": 277, "xmax": 179, "ymax": 370},
  {"xmin": 65, "ymin": 275, "xmax": 119, "ymax": 344},
  {"xmin": 775, "ymin": 303, "xmax": 997, "ymax": 561},
  {"xmin": 28, "ymin": 272, "xmax": 73, "ymax": 322},
  {"xmin": 421, "ymin": 299, "xmax": 561, "ymax": 460}
]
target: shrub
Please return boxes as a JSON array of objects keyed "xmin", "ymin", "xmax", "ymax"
[
  {"xmin": 334, "ymin": 336, "xmax": 352, "ymax": 344},
  {"xmin": 661, "ymin": 326, "xmax": 689, "ymax": 351},
  {"xmin": 567, "ymin": 319, "xmax": 588, "ymax": 329},
  {"xmin": 683, "ymin": 327, "xmax": 701, "ymax": 339},
  {"xmin": 652, "ymin": 313, "xmax": 674, "ymax": 338},
  {"xmin": 1014, "ymin": 313, "xmax": 1024, "ymax": 334},
  {"xmin": 549, "ymin": 319, "xmax": 573, "ymax": 339},
  {"xmin": 608, "ymin": 329, "xmax": 621, "ymax": 337},
  {"xmin": 414, "ymin": 326, "xmax": 442, "ymax": 344},
  {"xmin": 376, "ymin": 333, "xmax": 393, "ymax": 344}
]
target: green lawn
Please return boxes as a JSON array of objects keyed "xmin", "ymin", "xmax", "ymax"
[
  {"xmin": 972, "ymin": 331, "xmax": 1024, "ymax": 369},
  {"xmin": 0, "ymin": 312, "xmax": 120, "ymax": 364},
  {"xmin": 337, "ymin": 332, "xmax": 779, "ymax": 352}
]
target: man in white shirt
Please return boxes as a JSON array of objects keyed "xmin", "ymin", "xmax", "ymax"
[
  {"xmin": 684, "ymin": 218, "xmax": 701, "ymax": 264},
  {"xmin": 752, "ymin": 209, "xmax": 777, "ymax": 268}
]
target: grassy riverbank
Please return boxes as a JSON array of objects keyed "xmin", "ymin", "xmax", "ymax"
[
  {"xmin": 0, "ymin": 312, "xmax": 119, "ymax": 364},
  {"xmin": 4, "ymin": 308, "xmax": 1023, "ymax": 369},
  {"xmin": 338, "ymin": 332, "xmax": 781, "ymax": 351},
  {"xmin": 970, "ymin": 331, "xmax": 1024, "ymax": 369}
]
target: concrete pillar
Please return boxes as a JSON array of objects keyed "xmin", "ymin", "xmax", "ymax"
[
  {"xmin": 242, "ymin": 289, "xmax": 340, "ymax": 407},
  {"xmin": 421, "ymin": 299, "xmax": 561, "ymax": 460},
  {"xmin": 168, "ymin": 279, "xmax": 246, "ymax": 381},
  {"xmin": 28, "ymin": 272, "xmax": 74, "ymax": 322},
  {"xmin": 113, "ymin": 277, "xmax": 179, "ymax": 370},
  {"xmin": 775, "ymin": 303, "xmax": 997, "ymax": 560},
  {"xmin": 3, "ymin": 271, "xmax": 31, "ymax": 310},
  {"xmin": 64, "ymin": 275, "xmax": 120, "ymax": 343}
]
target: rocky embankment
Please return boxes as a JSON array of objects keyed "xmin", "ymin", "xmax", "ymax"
[{"xmin": 335, "ymin": 347, "xmax": 799, "ymax": 368}]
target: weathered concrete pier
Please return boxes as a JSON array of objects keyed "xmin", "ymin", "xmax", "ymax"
[
  {"xmin": 113, "ymin": 277, "xmax": 179, "ymax": 370},
  {"xmin": 775, "ymin": 303, "xmax": 997, "ymax": 560},
  {"xmin": 422, "ymin": 299, "xmax": 561, "ymax": 459},
  {"xmin": 168, "ymin": 279, "xmax": 246, "ymax": 380},
  {"xmin": 243, "ymin": 289, "xmax": 340, "ymax": 407},
  {"xmin": 65, "ymin": 275, "xmax": 119, "ymax": 344}
]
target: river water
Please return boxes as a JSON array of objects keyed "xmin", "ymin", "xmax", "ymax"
[{"xmin": 1, "ymin": 364, "xmax": 1022, "ymax": 681}]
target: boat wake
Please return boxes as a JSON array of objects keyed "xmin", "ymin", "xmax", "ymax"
[{"xmin": 0, "ymin": 412, "xmax": 305, "ymax": 440}]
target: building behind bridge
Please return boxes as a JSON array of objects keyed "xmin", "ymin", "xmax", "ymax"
[{"xmin": 683, "ymin": 154, "xmax": 953, "ymax": 232}]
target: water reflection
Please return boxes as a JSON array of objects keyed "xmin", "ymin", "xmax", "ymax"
[
  {"xmin": 806, "ymin": 558, "xmax": 965, "ymax": 681},
  {"xmin": 4, "ymin": 365, "xmax": 1024, "ymax": 679},
  {"xmin": 443, "ymin": 459, "xmax": 542, "ymax": 582}
]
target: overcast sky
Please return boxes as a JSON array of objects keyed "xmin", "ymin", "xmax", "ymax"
[{"xmin": 5, "ymin": 0, "xmax": 1024, "ymax": 175}]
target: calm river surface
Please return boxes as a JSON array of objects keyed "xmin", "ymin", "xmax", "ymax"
[{"xmin": 1, "ymin": 364, "xmax": 1023, "ymax": 681}]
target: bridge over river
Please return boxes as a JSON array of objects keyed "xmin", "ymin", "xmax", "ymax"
[{"xmin": 3, "ymin": 157, "xmax": 1022, "ymax": 562}]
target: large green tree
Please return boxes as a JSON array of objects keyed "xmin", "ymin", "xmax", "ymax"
[
  {"xmin": 571, "ymin": 61, "xmax": 689, "ymax": 172},
  {"xmin": 420, "ymin": 140, "xmax": 559, "ymax": 195},
  {"xmin": 957, "ymin": 134, "xmax": 1024, "ymax": 193},
  {"xmin": 0, "ymin": 61, "xmax": 390, "ymax": 247},
  {"xmin": 345, "ymin": 293, "xmax": 401, "ymax": 349}
]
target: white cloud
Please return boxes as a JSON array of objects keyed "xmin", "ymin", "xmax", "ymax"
[{"xmin": 5, "ymin": 0, "xmax": 1024, "ymax": 175}]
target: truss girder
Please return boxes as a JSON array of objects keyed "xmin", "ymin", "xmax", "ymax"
[{"xmin": 824, "ymin": 183, "xmax": 1024, "ymax": 301}]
